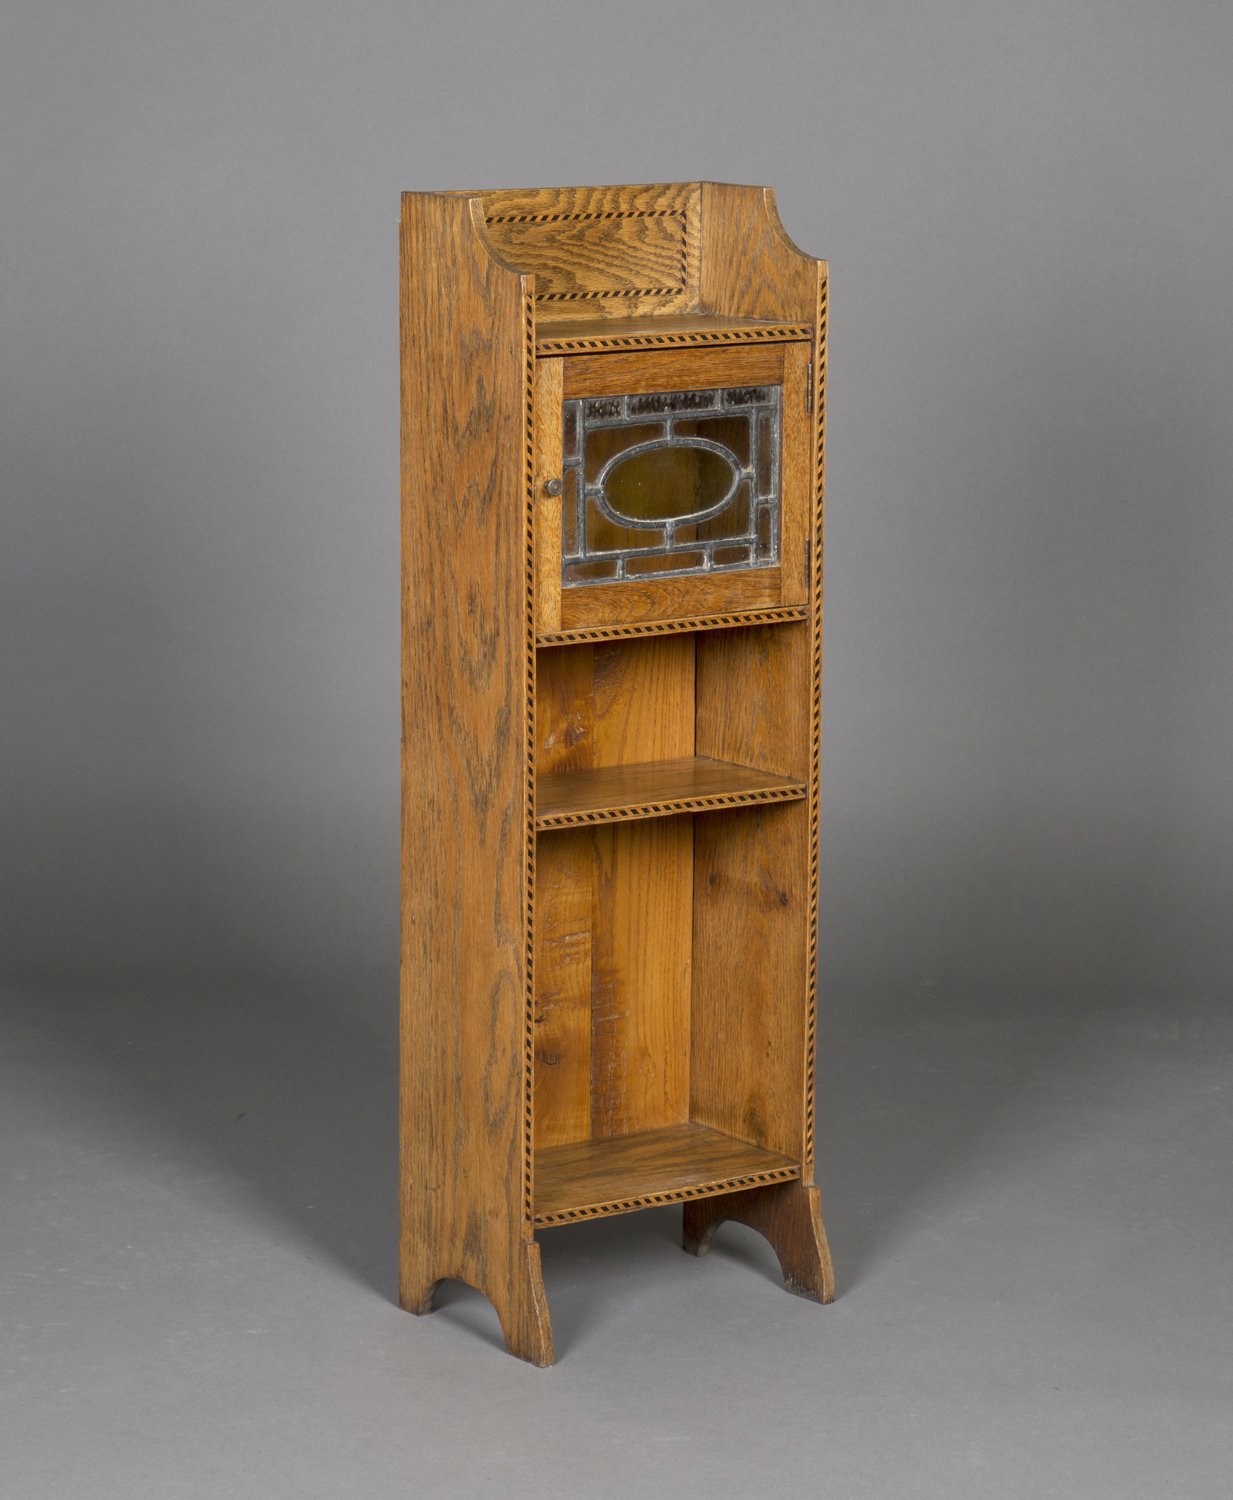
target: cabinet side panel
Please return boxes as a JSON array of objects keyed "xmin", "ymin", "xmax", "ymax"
[
  {"xmin": 691, "ymin": 803, "xmax": 808, "ymax": 1161},
  {"xmin": 698, "ymin": 184, "xmax": 817, "ymax": 322},
  {"xmin": 400, "ymin": 194, "xmax": 531, "ymax": 1305}
]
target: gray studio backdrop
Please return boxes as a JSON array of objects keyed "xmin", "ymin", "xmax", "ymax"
[{"xmin": 3, "ymin": 1, "xmax": 1231, "ymax": 1018}]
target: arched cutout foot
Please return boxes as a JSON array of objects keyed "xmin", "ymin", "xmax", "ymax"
[
  {"xmin": 404, "ymin": 1275, "xmax": 444, "ymax": 1317},
  {"xmin": 400, "ymin": 1241, "xmax": 554, "ymax": 1366},
  {"xmin": 683, "ymin": 1181, "xmax": 834, "ymax": 1303}
]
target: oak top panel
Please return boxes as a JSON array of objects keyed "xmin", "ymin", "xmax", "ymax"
[
  {"xmin": 535, "ymin": 755, "xmax": 806, "ymax": 829},
  {"xmin": 533, "ymin": 1122, "xmax": 800, "ymax": 1222}
]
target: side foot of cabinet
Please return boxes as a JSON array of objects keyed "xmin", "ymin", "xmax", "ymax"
[
  {"xmin": 499, "ymin": 1240, "xmax": 554, "ymax": 1367},
  {"xmin": 400, "ymin": 1238, "xmax": 555, "ymax": 1367},
  {"xmin": 683, "ymin": 1179, "xmax": 835, "ymax": 1303}
]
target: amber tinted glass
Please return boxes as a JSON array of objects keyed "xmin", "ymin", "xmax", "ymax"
[{"xmin": 603, "ymin": 444, "xmax": 738, "ymax": 524}]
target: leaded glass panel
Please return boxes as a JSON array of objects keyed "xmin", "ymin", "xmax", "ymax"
[{"xmin": 561, "ymin": 384, "xmax": 781, "ymax": 587}]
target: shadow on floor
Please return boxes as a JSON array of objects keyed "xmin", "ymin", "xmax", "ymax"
[
  {"xmin": 2, "ymin": 975, "xmax": 1163, "ymax": 1343},
  {"xmin": 810, "ymin": 980, "xmax": 1136, "ymax": 1296},
  {"xmin": 2, "ymin": 982, "xmax": 399, "ymax": 1301}
]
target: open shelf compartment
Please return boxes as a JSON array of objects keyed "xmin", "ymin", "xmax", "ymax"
[
  {"xmin": 536, "ymin": 754, "xmax": 805, "ymax": 829},
  {"xmin": 533, "ymin": 1122, "xmax": 800, "ymax": 1225},
  {"xmin": 532, "ymin": 620, "xmax": 812, "ymax": 1222}
]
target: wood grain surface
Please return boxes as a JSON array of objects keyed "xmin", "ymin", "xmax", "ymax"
[
  {"xmin": 535, "ymin": 634, "xmax": 695, "ymax": 775},
  {"xmin": 558, "ymin": 567, "xmax": 782, "ymax": 629},
  {"xmin": 562, "ymin": 344, "xmax": 785, "ymax": 399},
  {"xmin": 536, "ymin": 755, "xmax": 806, "ymax": 828},
  {"xmin": 532, "ymin": 831, "xmax": 592, "ymax": 1149},
  {"xmin": 533, "ymin": 637, "xmax": 695, "ymax": 1147},
  {"xmin": 497, "ymin": 213, "xmax": 686, "ymax": 299},
  {"xmin": 481, "ymin": 183, "xmax": 701, "ymax": 322},
  {"xmin": 533, "ymin": 817, "xmax": 693, "ymax": 1147},
  {"xmin": 534, "ymin": 1122, "xmax": 799, "ymax": 1223},
  {"xmin": 690, "ymin": 802, "xmax": 809, "ymax": 1159},
  {"xmin": 695, "ymin": 621, "xmax": 811, "ymax": 781},
  {"xmin": 699, "ymin": 184, "xmax": 818, "ymax": 322},
  {"xmin": 683, "ymin": 1180, "xmax": 834, "ymax": 1302},
  {"xmin": 779, "ymin": 340, "xmax": 812, "ymax": 605},
  {"xmin": 399, "ymin": 192, "xmax": 550, "ymax": 1365},
  {"xmin": 590, "ymin": 815, "xmax": 692, "ymax": 1138},
  {"xmin": 533, "ymin": 356, "xmax": 563, "ymax": 634}
]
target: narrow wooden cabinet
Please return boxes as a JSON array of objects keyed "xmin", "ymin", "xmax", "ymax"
[{"xmin": 400, "ymin": 183, "xmax": 833, "ymax": 1365}]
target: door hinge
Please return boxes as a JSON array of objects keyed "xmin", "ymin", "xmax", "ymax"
[{"xmin": 805, "ymin": 360, "xmax": 813, "ymax": 416}]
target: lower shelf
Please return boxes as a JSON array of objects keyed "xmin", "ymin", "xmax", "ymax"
[
  {"xmin": 535, "ymin": 755, "xmax": 806, "ymax": 830},
  {"xmin": 533, "ymin": 1122, "xmax": 801, "ymax": 1226}
]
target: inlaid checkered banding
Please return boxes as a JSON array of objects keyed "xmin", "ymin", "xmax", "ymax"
[
  {"xmin": 538, "ymin": 288, "xmax": 683, "ymax": 303},
  {"xmin": 805, "ymin": 270, "xmax": 827, "ymax": 1175},
  {"xmin": 534, "ymin": 1164, "xmax": 801, "ymax": 1226},
  {"xmin": 536, "ymin": 783, "xmax": 805, "ymax": 831},
  {"xmin": 521, "ymin": 283, "xmax": 537, "ymax": 1235},
  {"xmin": 536, "ymin": 604, "xmax": 808, "ymax": 648},
  {"xmin": 487, "ymin": 209, "xmax": 681, "ymax": 226},
  {"xmin": 536, "ymin": 324, "xmax": 812, "ymax": 356}
]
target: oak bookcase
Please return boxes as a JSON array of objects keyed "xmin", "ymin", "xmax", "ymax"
[{"xmin": 400, "ymin": 183, "xmax": 834, "ymax": 1364}]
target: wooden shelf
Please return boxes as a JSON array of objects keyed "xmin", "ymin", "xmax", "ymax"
[
  {"xmin": 535, "ymin": 755, "xmax": 806, "ymax": 830},
  {"xmin": 533, "ymin": 1122, "xmax": 800, "ymax": 1226},
  {"xmin": 536, "ymin": 313, "xmax": 813, "ymax": 357},
  {"xmin": 536, "ymin": 602, "xmax": 809, "ymax": 647}
]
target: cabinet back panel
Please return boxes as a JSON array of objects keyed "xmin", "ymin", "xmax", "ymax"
[
  {"xmin": 535, "ymin": 634, "xmax": 695, "ymax": 774},
  {"xmin": 534, "ymin": 818, "xmax": 693, "ymax": 1146},
  {"xmin": 479, "ymin": 183, "xmax": 702, "ymax": 323},
  {"xmin": 695, "ymin": 621, "xmax": 810, "ymax": 781},
  {"xmin": 533, "ymin": 832, "xmax": 593, "ymax": 1149},
  {"xmin": 690, "ymin": 802, "xmax": 808, "ymax": 1159}
]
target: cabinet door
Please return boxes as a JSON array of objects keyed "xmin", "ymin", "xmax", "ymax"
[{"xmin": 533, "ymin": 344, "xmax": 811, "ymax": 634}]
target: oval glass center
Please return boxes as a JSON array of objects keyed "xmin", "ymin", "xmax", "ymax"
[{"xmin": 602, "ymin": 442, "xmax": 738, "ymax": 525}]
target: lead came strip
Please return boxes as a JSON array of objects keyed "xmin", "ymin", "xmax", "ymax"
[{"xmin": 561, "ymin": 383, "xmax": 782, "ymax": 587}]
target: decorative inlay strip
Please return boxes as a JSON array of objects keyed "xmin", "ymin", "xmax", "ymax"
[
  {"xmin": 536, "ymin": 782, "xmax": 805, "ymax": 831},
  {"xmin": 536, "ymin": 324, "xmax": 812, "ymax": 356},
  {"xmin": 486, "ymin": 209, "xmax": 682, "ymax": 226},
  {"xmin": 805, "ymin": 271, "xmax": 827, "ymax": 1176},
  {"xmin": 536, "ymin": 604, "xmax": 808, "ymax": 647},
  {"xmin": 534, "ymin": 1164, "xmax": 801, "ymax": 1227},
  {"xmin": 536, "ymin": 288, "xmax": 684, "ymax": 303},
  {"xmin": 521, "ymin": 282, "xmax": 537, "ymax": 1234}
]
